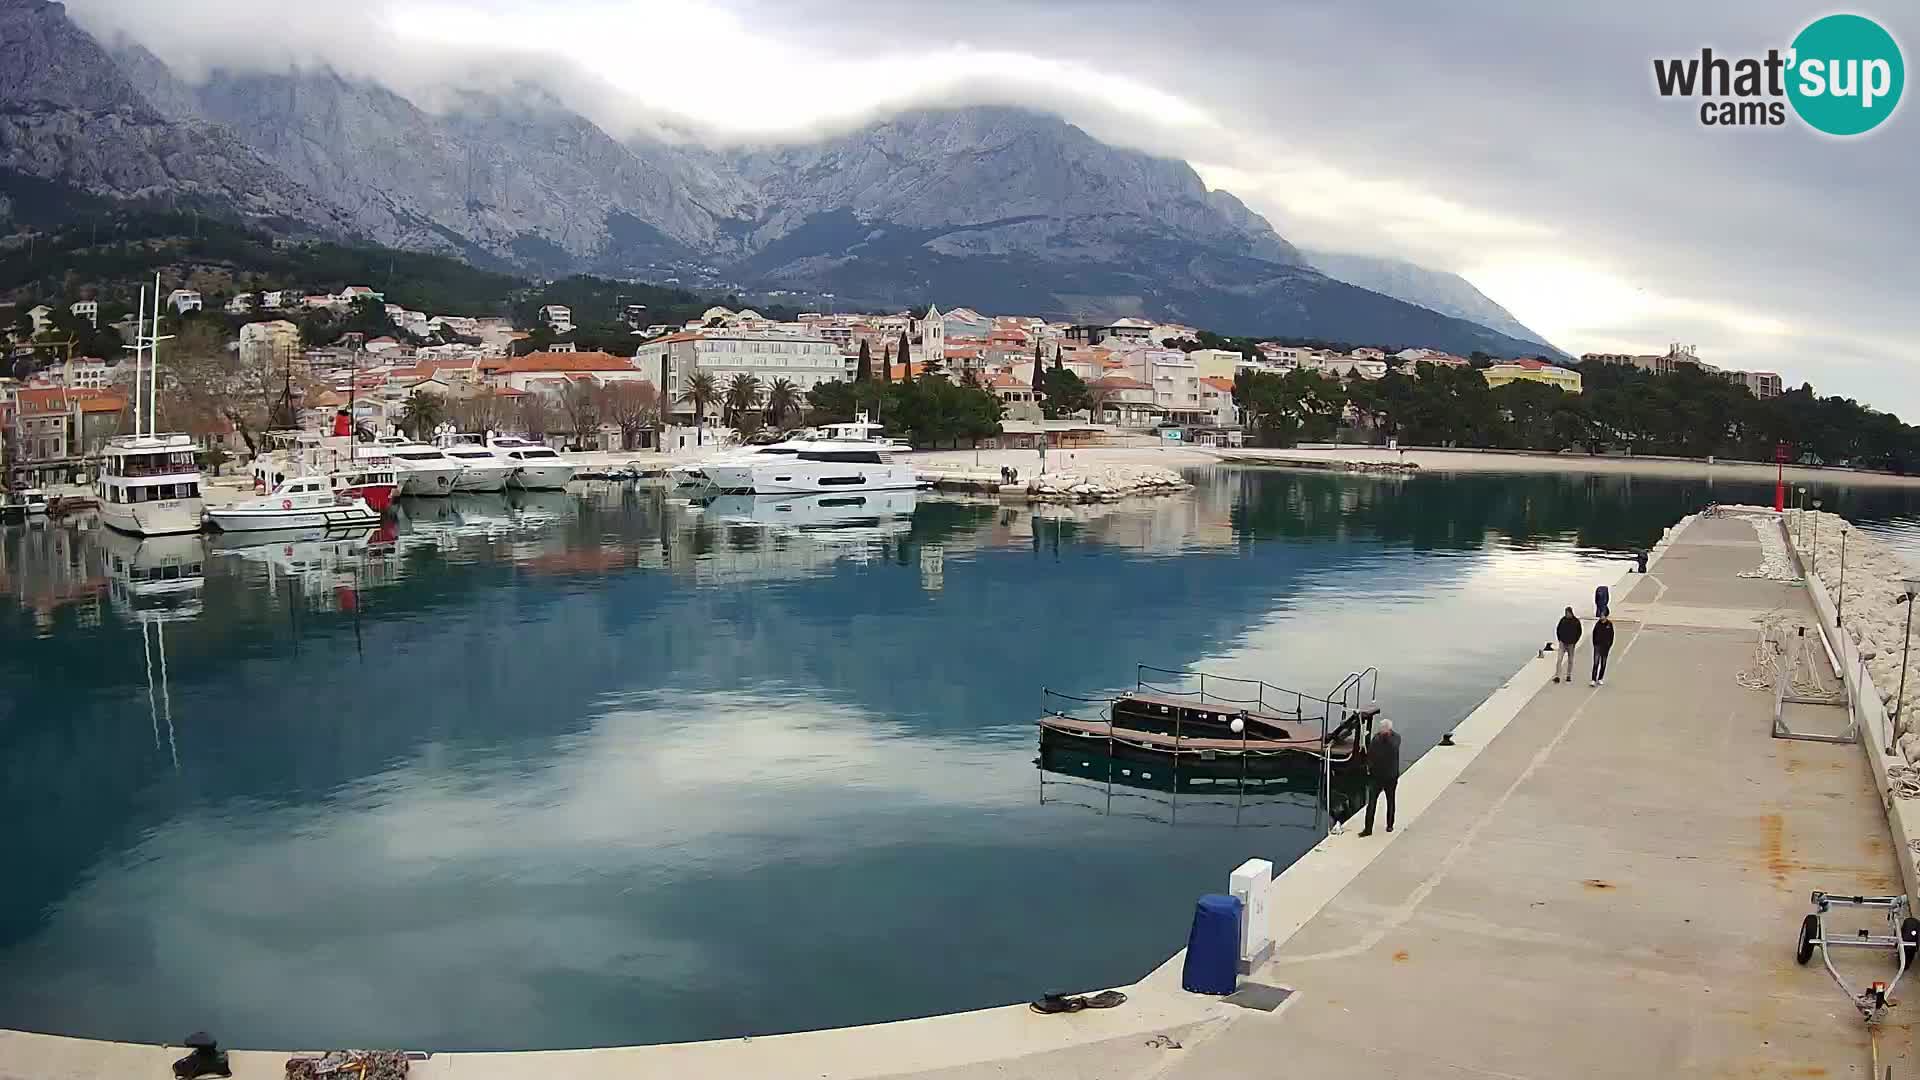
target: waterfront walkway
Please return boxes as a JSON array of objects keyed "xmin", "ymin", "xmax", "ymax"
[{"xmin": 1160, "ymin": 513, "xmax": 1906, "ymax": 1079}]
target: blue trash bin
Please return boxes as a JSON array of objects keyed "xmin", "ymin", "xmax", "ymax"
[{"xmin": 1181, "ymin": 893, "xmax": 1242, "ymax": 994}]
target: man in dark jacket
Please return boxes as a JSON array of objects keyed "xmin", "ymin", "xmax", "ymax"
[
  {"xmin": 1553, "ymin": 607, "xmax": 1582, "ymax": 683},
  {"xmin": 1590, "ymin": 615, "xmax": 1616, "ymax": 686},
  {"xmin": 1359, "ymin": 718, "xmax": 1401, "ymax": 837}
]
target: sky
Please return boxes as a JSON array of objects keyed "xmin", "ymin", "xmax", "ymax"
[{"xmin": 68, "ymin": 0, "xmax": 1920, "ymax": 416}]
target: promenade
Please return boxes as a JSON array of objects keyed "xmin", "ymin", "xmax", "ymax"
[{"xmin": 1162, "ymin": 512, "xmax": 1905, "ymax": 1078}]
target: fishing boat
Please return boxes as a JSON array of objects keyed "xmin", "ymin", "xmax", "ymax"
[
  {"xmin": 205, "ymin": 476, "xmax": 381, "ymax": 532},
  {"xmin": 97, "ymin": 279, "xmax": 205, "ymax": 536}
]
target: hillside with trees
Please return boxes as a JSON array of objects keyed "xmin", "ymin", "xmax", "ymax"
[{"xmin": 1236, "ymin": 361, "xmax": 1920, "ymax": 473}]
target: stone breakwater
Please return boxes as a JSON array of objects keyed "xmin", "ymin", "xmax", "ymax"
[
  {"xmin": 1789, "ymin": 509, "xmax": 1920, "ymax": 754},
  {"xmin": 1025, "ymin": 467, "xmax": 1191, "ymax": 503}
]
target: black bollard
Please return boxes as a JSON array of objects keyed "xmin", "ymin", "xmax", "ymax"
[{"xmin": 172, "ymin": 1032, "xmax": 231, "ymax": 1079}]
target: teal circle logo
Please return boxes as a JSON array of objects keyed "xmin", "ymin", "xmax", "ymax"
[{"xmin": 1787, "ymin": 14, "xmax": 1904, "ymax": 135}]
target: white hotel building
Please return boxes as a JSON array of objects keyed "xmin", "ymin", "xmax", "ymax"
[{"xmin": 634, "ymin": 328, "xmax": 846, "ymax": 425}]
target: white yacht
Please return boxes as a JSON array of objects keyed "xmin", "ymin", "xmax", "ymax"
[
  {"xmin": 97, "ymin": 281, "xmax": 204, "ymax": 536},
  {"xmin": 375, "ymin": 438, "xmax": 463, "ymax": 496},
  {"xmin": 701, "ymin": 416, "xmax": 918, "ymax": 495},
  {"xmin": 488, "ymin": 436, "xmax": 576, "ymax": 490},
  {"xmin": 434, "ymin": 434, "xmax": 517, "ymax": 492}
]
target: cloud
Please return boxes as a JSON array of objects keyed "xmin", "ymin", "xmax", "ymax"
[{"xmin": 62, "ymin": 0, "xmax": 1920, "ymax": 415}]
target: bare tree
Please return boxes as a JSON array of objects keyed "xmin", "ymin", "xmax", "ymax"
[
  {"xmin": 450, "ymin": 386, "xmax": 510, "ymax": 435},
  {"xmin": 600, "ymin": 381, "xmax": 660, "ymax": 451},
  {"xmin": 517, "ymin": 393, "xmax": 552, "ymax": 439},
  {"xmin": 559, "ymin": 380, "xmax": 600, "ymax": 448}
]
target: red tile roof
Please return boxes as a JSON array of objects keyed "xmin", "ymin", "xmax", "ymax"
[
  {"xmin": 500, "ymin": 351, "xmax": 636, "ymax": 373},
  {"xmin": 1201, "ymin": 376, "xmax": 1236, "ymax": 391},
  {"xmin": 16, "ymin": 387, "xmax": 121, "ymax": 415},
  {"xmin": 1091, "ymin": 376, "xmax": 1150, "ymax": 390}
]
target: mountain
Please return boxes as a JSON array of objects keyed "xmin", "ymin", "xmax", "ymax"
[
  {"xmin": 0, "ymin": 1, "xmax": 1554, "ymax": 358},
  {"xmin": 0, "ymin": 0, "xmax": 343, "ymax": 228},
  {"xmin": 1305, "ymin": 249, "xmax": 1558, "ymax": 353}
]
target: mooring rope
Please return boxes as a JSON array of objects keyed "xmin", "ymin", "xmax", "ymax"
[{"xmin": 1888, "ymin": 764, "xmax": 1920, "ymax": 801}]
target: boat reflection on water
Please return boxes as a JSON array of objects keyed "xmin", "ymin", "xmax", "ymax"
[
  {"xmin": 94, "ymin": 524, "xmax": 207, "ymax": 621},
  {"xmin": 1036, "ymin": 734, "xmax": 1367, "ymax": 829},
  {"xmin": 696, "ymin": 489, "xmax": 917, "ymax": 528}
]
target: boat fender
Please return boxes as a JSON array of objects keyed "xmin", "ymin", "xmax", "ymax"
[{"xmin": 282, "ymin": 499, "xmax": 293, "ymax": 510}]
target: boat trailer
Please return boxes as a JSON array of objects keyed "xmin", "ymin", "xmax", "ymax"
[{"xmin": 1795, "ymin": 890, "xmax": 1918, "ymax": 1052}]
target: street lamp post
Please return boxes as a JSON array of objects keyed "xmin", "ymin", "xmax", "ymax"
[
  {"xmin": 1837, "ymin": 528, "xmax": 1848, "ymax": 627},
  {"xmin": 1810, "ymin": 499, "xmax": 1822, "ymax": 574},
  {"xmin": 1898, "ymin": 577, "xmax": 1920, "ymax": 737}
]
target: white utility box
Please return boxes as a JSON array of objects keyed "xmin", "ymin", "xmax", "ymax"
[{"xmin": 1230, "ymin": 857, "xmax": 1275, "ymax": 973}]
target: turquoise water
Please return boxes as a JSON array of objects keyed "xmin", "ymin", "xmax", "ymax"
[{"xmin": 3, "ymin": 467, "xmax": 1918, "ymax": 1051}]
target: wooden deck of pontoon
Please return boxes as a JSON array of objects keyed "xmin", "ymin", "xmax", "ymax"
[{"xmin": 1037, "ymin": 715, "xmax": 1356, "ymax": 757}]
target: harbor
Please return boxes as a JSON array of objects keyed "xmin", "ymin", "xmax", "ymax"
[{"xmin": 4, "ymin": 470, "xmax": 1920, "ymax": 1077}]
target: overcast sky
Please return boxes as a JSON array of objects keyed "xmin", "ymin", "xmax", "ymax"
[{"xmin": 70, "ymin": 0, "xmax": 1920, "ymax": 416}]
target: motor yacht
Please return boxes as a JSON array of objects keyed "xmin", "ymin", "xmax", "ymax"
[
  {"xmin": 700, "ymin": 416, "xmax": 918, "ymax": 495},
  {"xmin": 374, "ymin": 438, "xmax": 463, "ymax": 496},
  {"xmin": 433, "ymin": 435, "xmax": 517, "ymax": 492},
  {"xmin": 488, "ymin": 436, "xmax": 577, "ymax": 490}
]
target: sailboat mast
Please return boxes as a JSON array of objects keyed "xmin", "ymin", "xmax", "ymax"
[
  {"xmin": 130, "ymin": 286, "xmax": 146, "ymax": 436},
  {"xmin": 149, "ymin": 274, "xmax": 162, "ymax": 436}
]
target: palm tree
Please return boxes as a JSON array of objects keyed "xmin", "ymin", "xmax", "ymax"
[
  {"xmin": 680, "ymin": 371, "xmax": 719, "ymax": 446},
  {"xmin": 723, "ymin": 372, "xmax": 763, "ymax": 428},
  {"xmin": 764, "ymin": 378, "xmax": 801, "ymax": 429},
  {"xmin": 399, "ymin": 389, "xmax": 444, "ymax": 441}
]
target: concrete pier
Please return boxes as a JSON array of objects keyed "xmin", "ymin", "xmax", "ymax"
[
  {"xmin": 1160, "ymin": 512, "xmax": 1908, "ymax": 1079},
  {"xmin": 4, "ymin": 513, "xmax": 1907, "ymax": 1078}
]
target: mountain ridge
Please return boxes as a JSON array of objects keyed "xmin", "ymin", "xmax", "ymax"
[{"xmin": 1, "ymin": 0, "xmax": 1553, "ymax": 358}]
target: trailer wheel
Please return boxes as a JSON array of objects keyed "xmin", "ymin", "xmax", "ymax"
[
  {"xmin": 1901, "ymin": 917, "xmax": 1920, "ymax": 969},
  {"xmin": 1797, "ymin": 914, "xmax": 1819, "ymax": 966}
]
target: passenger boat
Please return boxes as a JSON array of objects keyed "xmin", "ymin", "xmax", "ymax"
[
  {"xmin": 488, "ymin": 436, "xmax": 576, "ymax": 490},
  {"xmin": 205, "ymin": 476, "xmax": 381, "ymax": 532},
  {"xmin": 97, "ymin": 282, "xmax": 205, "ymax": 536},
  {"xmin": 699, "ymin": 415, "xmax": 918, "ymax": 495}
]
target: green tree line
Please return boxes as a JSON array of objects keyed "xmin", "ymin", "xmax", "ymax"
[{"xmin": 1235, "ymin": 361, "xmax": 1920, "ymax": 472}]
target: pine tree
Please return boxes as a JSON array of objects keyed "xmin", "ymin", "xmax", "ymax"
[
  {"xmin": 881, "ymin": 345, "xmax": 892, "ymax": 385},
  {"xmin": 898, "ymin": 331, "xmax": 913, "ymax": 384},
  {"xmin": 856, "ymin": 340, "xmax": 872, "ymax": 383},
  {"xmin": 1053, "ymin": 346, "xmax": 1064, "ymax": 370}
]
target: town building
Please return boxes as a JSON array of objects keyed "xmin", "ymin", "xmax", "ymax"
[
  {"xmin": 988, "ymin": 373, "xmax": 1043, "ymax": 422},
  {"xmin": 634, "ymin": 329, "xmax": 844, "ymax": 425},
  {"xmin": 1199, "ymin": 376, "xmax": 1239, "ymax": 429},
  {"xmin": 167, "ymin": 289, "xmax": 202, "ymax": 315},
  {"xmin": 491, "ymin": 351, "xmax": 650, "ymax": 396},
  {"xmin": 538, "ymin": 305, "xmax": 574, "ymax": 333},
  {"xmin": 1483, "ymin": 358, "xmax": 1583, "ymax": 393},
  {"xmin": 238, "ymin": 321, "xmax": 304, "ymax": 378},
  {"xmin": 1739, "ymin": 370, "xmax": 1784, "ymax": 398},
  {"xmin": 61, "ymin": 358, "xmax": 115, "ymax": 390},
  {"xmin": 69, "ymin": 301, "xmax": 98, "ymax": 329},
  {"xmin": 1189, "ymin": 348, "xmax": 1244, "ymax": 380},
  {"xmin": 27, "ymin": 305, "xmax": 54, "ymax": 335},
  {"xmin": 6, "ymin": 387, "xmax": 126, "ymax": 484},
  {"xmin": 1087, "ymin": 376, "xmax": 1160, "ymax": 427}
]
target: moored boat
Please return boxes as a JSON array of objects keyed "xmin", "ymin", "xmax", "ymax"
[
  {"xmin": 488, "ymin": 436, "xmax": 577, "ymax": 490},
  {"xmin": 205, "ymin": 477, "xmax": 382, "ymax": 532}
]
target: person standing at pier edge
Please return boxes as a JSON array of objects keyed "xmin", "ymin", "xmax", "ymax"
[
  {"xmin": 1594, "ymin": 584, "xmax": 1610, "ymax": 619},
  {"xmin": 1553, "ymin": 606, "xmax": 1582, "ymax": 683},
  {"xmin": 1590, "ymin": 615, "xmax": 1615, "ymax": 687},
  {"xmin": 1358, "ymin": 718, "xmax": 1401, "ymax": 837}
]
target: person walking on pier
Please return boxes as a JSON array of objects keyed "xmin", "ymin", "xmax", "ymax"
[
  {"xmin": 1590, "ymin": 615, "xmax": 1615, "ymax": 687},
  {"xmin": 1553, "ymin": 606, "xmax": 1582, "ymax": 683},
  {"xmin": 1359, "ymin": 718, "xmax": 1401, "ymax": 837}
]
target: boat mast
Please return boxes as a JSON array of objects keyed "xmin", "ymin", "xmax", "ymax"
[
  {"xmin": 128, "ymin": 286, "xmax": 146, "ymax": 436},
  {"xmin": 148, "ymin": 274, "xmax": 167, "ymax": 437}
]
